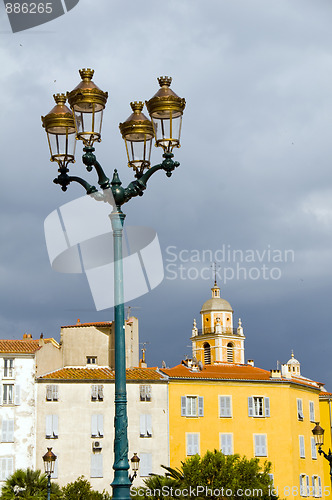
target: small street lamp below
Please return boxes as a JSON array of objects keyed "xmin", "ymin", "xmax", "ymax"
[
  {"xmin": 129, "ymin": 453, "xmax": 140, "ymax": 482},
  {"xmin": 312, "ymin": 423, "xmax": 332, "ymax": 486},
  {"xmin": 43, "ymin": 447, "xmax": 57, "ymax": 500}
]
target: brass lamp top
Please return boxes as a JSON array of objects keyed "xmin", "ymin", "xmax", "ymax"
[
  {"xmin": 312, "ymin": 422, "xmax": 325, "ymax": 437},
  {"xmin": 67, "ymin": 68, "xmax": 108, "ymax": 112},
  {"xmin": 43, "ymin": 447, "xmax": 57, "ymax": 464},
  {"xmin": 146, "ymin": 76, "xmax": 186, "ymax": 119},
  {"xmin": 41, "ymin": 94, "xmax": 76, "ymax": 135},
  {"xmin": 119, "ymin": 101, "xmax": 154, "ymax": 141}
]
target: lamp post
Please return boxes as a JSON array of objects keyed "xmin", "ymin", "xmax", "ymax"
[
  {"xmin": 41, "ymin": 70, "xmax": 185, "ymax": 500},
  {"xmin": 42, "ymin": 447, "xmax": 57, "ymax": 500},
  {"xmin": 312, "ymin": 422, "xmax": 332, "ymax": 486}
]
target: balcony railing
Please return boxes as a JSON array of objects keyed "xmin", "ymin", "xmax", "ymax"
[{"xmin": 196, "ymin": 327, "xmax": 238, "ymax": 335}]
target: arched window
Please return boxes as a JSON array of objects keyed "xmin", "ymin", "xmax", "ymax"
[
  {"xmin": 227, "ymin": 342, "xmax": 234, "ymax": 363},
  {"xmin": 203, "ymin": 342, "xmax": 211, "ymax": 365}
]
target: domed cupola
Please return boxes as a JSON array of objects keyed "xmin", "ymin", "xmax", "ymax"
[
  {"xmin": 286, "ymin": 351, "xmax": 301, "ymax": 376},
  {"xmin": 191, "ymin": 282, "xmax": 245, "ymax": 366}
]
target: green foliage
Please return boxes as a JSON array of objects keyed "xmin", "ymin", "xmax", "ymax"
[
  {"xmin": 61, "ymin": 476, "xmax": 111, "ymax": 500},
  {"xmin": 139, "ymin": 450, "xmax": 277, "ymax": 500},
  {"xmin": 0, "ymin": 468, "xmax": 62, "ymax": 499}
]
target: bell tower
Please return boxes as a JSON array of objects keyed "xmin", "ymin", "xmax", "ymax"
[{"xmin": 191, "ymin": 281, "xmax": 245, "ymax": 365}]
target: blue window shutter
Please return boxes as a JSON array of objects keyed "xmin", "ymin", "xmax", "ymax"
[
  {"xmin": 198, "ymin": 397, "xmax": 204, "ymax": 416},
  {"xmin": 181, "ymin": 396, "xmax": 186, "ymax": 416},
  {"xmin": 264, "ymin": 397, "xmax": 270, "ymax": 417},
  {"xmin": 248, "ymin": 397, "xmax": 254, "ymax": 417}
]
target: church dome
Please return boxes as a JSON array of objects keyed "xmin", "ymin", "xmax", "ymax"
[
  {"xmin": 200, "ymin": 281, "xmax": 233, "ymax": 313},
  {"xmin": 200, "ymin": 297, "xmax": 233, "ymax": 313},
  {"xmin": 287, "ymin": 351, "xmax": 300, "ymax": 365}
]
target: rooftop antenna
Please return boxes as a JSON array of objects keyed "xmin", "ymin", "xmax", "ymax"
[
  {"xmin": 125, "ymin": 306, "xmax": 141, "ymax": 320},
  {"xmin": 139, "ymin": 342, "xmax": 150, "ymax": 363},
  {"xmin": 211, "ymin": 262, "xmax": 220, "ymax": 286}
]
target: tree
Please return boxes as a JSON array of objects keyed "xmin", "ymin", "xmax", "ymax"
[
  {"xmin": 61, "ymin": 476, "xmax": 111, "ymax": 500},
  {"xmin": 139, "ymin": 450, "xmax": 277, "ymax": 500},
  {"xmin": 0, "ymin": 468, "xmax": 62, "ymax": 499}
]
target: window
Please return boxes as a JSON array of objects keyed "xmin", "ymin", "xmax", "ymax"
[
  {"xmin": 87, "ymin": 356, "xmax": 97, "ymax": 365},
  {"xmin": 300, "ymin": 474, "xmax": 310, "ymax": 497},
  {"xmin": 309, "ymin": 401, "xmax": 315, "ymax": 422},
  {"xmin": 3, "ymin": 385, "xmax": 14, "ymax": 405},
  {"xmin": 311, "ymin": 437, "xmax": 317, "ymax": 460},
  {"xmin": 139, "ymin": 453, "xmax": 152, "ymax": 477},
  {"xmin": 91, "ymin": 385, "xmax": 103, "ymax": 401},
  {"xmin": 51, "ymin": 452, "xmax": 58, "ymax": 479},
  {"xmin": 312, "ymin": 476, "xmax": 322, "ymax": 498},
  {"xmin": 140, "ymin": 385, "xmax": 151, "ymax": 402},
  {"xmin": 91, "ymin": 415, "xmax": 104, "ymax": 438},
  {"xmin": 46, "ymin": 385, "xmax": 58, "ymax": 401},
  {"xmin": 203, "ymin": 343, "xmax": 211, "ymax": 364},
  {"xmin": 220, "ymin": 433, "xmax": 233, "ymax": 455},
  {"xmin": 91, "ymin": 453, "xmax": 103, "ymax": 478},
  {"xmin": 46, "ymin": 415, "xmax": 59, "ymax": 439},
  {"xmin": 219, "ymin": 396, "xmax": 232, "ymax": 417},
  {"xmin": 297, "ymin": 399, "xmax": 304, "ymax": 420},
  {"xmin": 248, "ymin": 397, "xmax": 270, "ymax": 417},
  {"xmin": 0, "ymin": 457, "xmax": 14, "ymax": 481},
  {"xmin": 3, "ymin": 359, "xmax": 14, "ymax": 378},
  {"xmin": 140, "ymin": 414, "xmax": 152, "ymax": 437},
  {"xmin": 254, "ymin": 434, "xmax": 267, "ymax": 456},
  {"xmin": 299, "ymin": 435, "xmax": 305, "ymax": 458},
  {"xmin": 186, "ymin": 433, "xmax": 200, "ymax": 456},
  {"xmin": 226, "ymin": 343, "xmax": 234, "ymax": 362},
  {"xmin": 2, "ymin": 420, "xmax": 14, "ymax": 442},
  {"xmin": 181, "ymin": 396, "xmax": 204, "ymax": 417}
]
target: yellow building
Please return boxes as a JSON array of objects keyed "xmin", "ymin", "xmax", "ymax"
[{"xmin": 162, "ymin": 283, "xmax": 328, "ymax": 500}]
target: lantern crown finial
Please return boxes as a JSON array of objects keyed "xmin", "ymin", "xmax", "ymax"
[
  {"xmin": 130, "ymin": 101, "xmax": 144, "ymax": 113},
  {"xmin": 158, "ymin": 76, "xmax": 172, "ymax": 87},
  {"xmin": 53, "ymin": 93, "xmax": 67, "ymax": 105},
  {"xmin": 79, "ymin": 68, "xmax": 94, "ymax": 81}
]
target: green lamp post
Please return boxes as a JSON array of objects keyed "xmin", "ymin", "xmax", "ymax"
[
  {"xmin": 312, "ymin": 422, "xmax": 332, "ymax": 486},
  {"xmin": 42, "ymin": 69, "xmax": 185, "ymax": 500},
  {"xmin": 42, "ymin": 448, "xmax": 57, "ymax": 500}
]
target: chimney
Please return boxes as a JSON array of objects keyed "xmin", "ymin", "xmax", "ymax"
[
  {"xmin": 270, "ymin": 370, "xmax": 282, "ymax": 379},
  {"xmin": 247, "ymin": 359, "xmax": 254, "ymax": 367}
]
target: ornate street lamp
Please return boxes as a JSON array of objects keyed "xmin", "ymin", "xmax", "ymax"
[
  {"xmin": 42, "ymin": 69, "xmax": 185, "ymax": 500},
  {"xmin": 312, "ymin": 423, "xmax": 332, "ymax": 486},
  {"xmin": 42, "ymin": 447, "xmax": 57, "ymax": 500},
  {"xmin": 129, "ymin": 453, "xmax": 140, "ymax": 482}
]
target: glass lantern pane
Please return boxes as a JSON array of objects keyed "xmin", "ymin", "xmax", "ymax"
[
  {"xmin": 127, "ymin": 137, "xmax": 152, "ymax": 169},
  {"xmin": 48, "ymin": 130, "xmax": 76, "ymax": 162},
  {"xmin": 152, "ymin": 114, "xmax": 182, "ymax": 152},
  {"xmin": 73, "ymin": 105, "xmax": 103, "ymax": 145}
]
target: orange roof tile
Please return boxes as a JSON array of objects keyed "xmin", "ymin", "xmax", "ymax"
[
  {"xmin": 0, "ymin": 339, "xmax": 56, "ymax": 354},
  {"xmin": 39, "ymin": 367, "xmax": 166, "ymax": 381},
  {"xmin": 161, "ymin": 363, "xmax": 321, "ymax": 389},
  {"xmin": 61, "ymin": 321, "xmax": 113, "ymax": 328}
]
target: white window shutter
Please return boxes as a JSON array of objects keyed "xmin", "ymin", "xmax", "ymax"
[
  {"xmin": 220, "ymin": 433, "xmax": 232, "ymax": 455},
  {"xmin": 261, "ymin": 435, "xmax": 267, "ymax": 456},
  {"xmin": 140, "ymin": 414, "xmax": 146, "ymax": 437},
  {"xmin": 193, "ymin": 434, "xmax": 199, "ymax": 454},
  {"xmin": 98, "ymin": 414, "xmax": 103, "ymax": 437},
  {"xmin": 220, "ymin": 396, "xmax": 231, "ymax": 417},
  {"xmin": 51, "ymin": 452, "xmax": 58, "ymax": 479},
  {"xmin": 91, "ymin": 385, "xmax": 98, "ymax": 400},
  {"xmin": 297, "ymin": 399, "xmax": 303, "ymax": 419},
  {"xmin": 318, "ymin": 476, "xmax": 322, "ymax": 497},
  {"xmin": 8, "ymin": 420, "xmax": 14, "ymax": 442},
  {"xmin": 53, "ymin": 415, "xmax": 59, "ymax": 438},
  {"xmin": 311, "ymin": 437, "xmax": 317, "ymax": 459},
  {"xmin": 309, "ymin": 401, "xmax": 315, "ymax": 422},
  {"xmin": 0, "ymin": 385, "xmax": 3, "ymax": 405},
  {"xmin": 52, "ymin": 385, "xmax": 58, "ymax": 401},
  {"xmin": 98, "ymin": 385, "xmax": 103, "ymax": 400},
  {"xmin": 91, "ymin": 453, "xmax": 103, "ymax": 478},
  {"xmin": 140, "ymin": 385, "xmax": 145, "ymax": 400},
  {"xmin": 139, "ymin": 453, "xmax": 152, "ymax": 476},
  {"xmin": 306, "ymin": 475, "xmax": 310, "ymax": 496},
  {"xmin": 248, "ymin": 397, "xmax": 254, "ymax": 416},
  {"xmin": 46, "ymin": 385, "xmax": 52, "ymax": 400},
  {"xmin": 299, "ymin": 435, "xmax": 305, "ymax": 458},
  {"xmin": 264, "ymin": 397, "xmax": 270, "ymax": 417},
  {"xmin": 46, "ymin": 415, "xmax": 53, "ymax": 438},
  {"xmin": 181, "ymin": 396, "xmax": 186, "ymax": 416},
  {"xmin": 2, "ymin": 420, "xmax": 8, "ymax": 442},
  {"xmin": 146, "ymin": 414, "xmax": 152, "ymax": 437},
  {"xmin": 146, "ymin": 385, "xmax": 151, "ymax": 401},
  {"xmin": 198, "ymin": 397, "xmax": 204, "ymax": 416},
  {"xmin": 187, "ymin": 434, "xmax": 193, "ymax": 455},
  {"xmin": 91, "ymin": 415, "xmax": 98, "ymax": 437},
  {"xmin": 14, "ymin": 385, "xmax": 21, "ymax": 405}
]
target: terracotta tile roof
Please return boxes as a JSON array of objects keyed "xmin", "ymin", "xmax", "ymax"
[
  {"xmin": 39, "ymin": 367, "xmax": 166, "ymax": 381},
  {"xmin": 0, "ymin": 339, "xmax": 55, "ymax": 354},
  {"xmin": 61, "ymin": 321, "xmax": 113, "ymax": 328},
  {"xmin": 161, "ymin": 363, "xmax": 321, "ymax": 389},
  {"xmin": 320, "ymin": 391, "xmax": 332, "ymax": 397},
  {"xmin": 161, "ymin": 363, "xmax": 272, "ymax": 381}
]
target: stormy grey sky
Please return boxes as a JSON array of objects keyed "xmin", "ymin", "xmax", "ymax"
[{"xmin": 1, "ymin": 0, "xmax": 332, "ymax": 389}]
